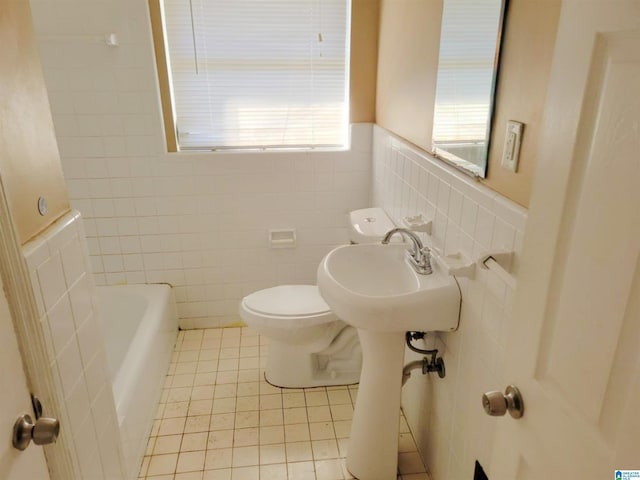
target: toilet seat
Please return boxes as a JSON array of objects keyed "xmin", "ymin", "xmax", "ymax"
[{"xmin": 240, "ymin": 285, "xmax": 336, "ymax": 328}]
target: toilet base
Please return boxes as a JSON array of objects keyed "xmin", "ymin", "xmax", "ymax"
[{"xmin": 264, "ymin": 326, "xmax": 362, "ymax": 388}]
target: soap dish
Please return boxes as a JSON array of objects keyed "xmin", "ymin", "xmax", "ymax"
[{"xmin": 402, "ymin": 214, "xmax": 432, "ymax": 235}]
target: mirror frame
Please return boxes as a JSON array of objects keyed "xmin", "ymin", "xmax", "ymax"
[{"xmin": 432, "ymin": 0, "xmax": 510, "ymax": 178}]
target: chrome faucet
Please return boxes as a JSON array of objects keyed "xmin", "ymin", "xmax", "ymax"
[{"xmin": 381, "ymin": 228, "xmax": 433, "ymax": 275}]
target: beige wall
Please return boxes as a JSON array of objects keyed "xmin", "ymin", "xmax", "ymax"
[
  {"xmin": 0, "ymin": 0, "xmax": 69, "ymax": 243},
  {"xmin": 375, "ymin": 0, "xmax": 560, "ymax": 207},
  {"xmin": 376, "ymin": 0, "xmax": 443, "ymax": 148},
  {"xmin": 484, "ymin": 0, "xmax": 560, "ymax": 206},
  {"xmin": 350, "ymin": 0, "xmax": 381, "ymax": 123}
]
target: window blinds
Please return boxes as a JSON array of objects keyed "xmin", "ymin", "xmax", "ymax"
[
  {"xmin": 161, "ymin": 0, "xmax": 350, "ymax": 150},
  {"xmin": 432, "ymin": 0, "xmax": 502, "ymax": 144}
]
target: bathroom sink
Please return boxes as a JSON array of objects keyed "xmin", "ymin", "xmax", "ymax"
[
  {"xmin": 317, "ymin": 242, "xmax": 461, "ymax": 480},
  {"xmin": 317, "ymin": 243, "xmax": 460, "ymax": 332}
]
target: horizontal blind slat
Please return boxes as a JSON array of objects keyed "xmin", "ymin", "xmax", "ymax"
[{"xmin": 163, "ymin": 0, "xmax": 349, "ymax": 149}]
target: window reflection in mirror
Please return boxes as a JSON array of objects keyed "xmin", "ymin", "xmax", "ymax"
[{"xmin": 432, "ymin": 0, "xmax": 507, "ymax": 178}]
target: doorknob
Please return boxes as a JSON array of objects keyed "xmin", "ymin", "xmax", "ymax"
[
  {"xmin": 482, "ymin": 385, "xmax": 524, "ymax": 419},
  {"xmin": 12, "ymin": 414, "xmax": 60, "ymax": 450}
]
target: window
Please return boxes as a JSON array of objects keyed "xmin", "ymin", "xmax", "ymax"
[{"xmin": 155, "ymin": 0, "xmax": 351, "ymax": 150}]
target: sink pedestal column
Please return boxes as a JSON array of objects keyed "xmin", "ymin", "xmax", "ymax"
[{"xmin": 347, "ymin": 330, "xmax": 405, "ymax": 479}]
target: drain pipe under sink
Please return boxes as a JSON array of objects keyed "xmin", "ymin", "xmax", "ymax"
[{"xmin": 402, "ymin": 331, "xmax": 446, "ymax": 385}]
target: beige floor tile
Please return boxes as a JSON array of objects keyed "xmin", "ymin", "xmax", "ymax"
[
  {"xmin": 192, "ymin": 385, "xmax": 215, "ymax": 401},
  {"xmin": 199, "ymin": 349, "xmax": 220, "ymax": 361},
  {"xmin": 259, "ymin": 394, "xmax": 282, "ymax": 410},
  {"xmin": 212, "ymin": 397, "xmax": 236, "ymax": 414},
  {"xmin": 189, "ymin": 399, "xmax": 214, "ymax": 416},
  {"xmin": 283, "ymin": 392, "xmax": 306, "ymax": 408},
  {"xmin": 176, "ymin": 450, "xmax": 206, "ymax": 473},
  {"xmin": 158, "ymin": 417, "xmax": 186, "ymax": 436},
  {"xmin": 207, "ymin": 429, "xmax": 234, "ymax": 450},
  {"xmin": 237, "ymin": 369, "xmax": 260, "ymax": 383},
  {"xmin": 231, "ymin": 445, "xmax": 259, "ymax": 467},
  {"xmin": 173, "ymin": 374, "xmax": 196, "ymax": 388},
  {"xmin": 311, "ymin": 439, "xmax": 340, "ymax": 460},
  {"xmin": 175, "ymin": 362, "xmax": 198, "ymax": 375},
  {"xmin": 142, "ymin": 328, "xmax": 429, "ymax": 480},
  {"xmin": 238, "ymin": 357, "xmax": 259, "ymax": 370},
  {"xmin": 315, "ymin": 458, "xmax": 344, "ymax": 480},
  {"xmin": 154, "ymin": 434, "xmax": 182, "ymax": 454},
  {"xmin": 305, "ymin": 391, "xmax": 329, "ymax": 406},
  {"xmin": 164, "ymin": 401, "xmax": 189, "ymax": 418},
  {"xmin": 203, "ymin": 468, "xmax": 231, "ymax": 480},
  {"xmin": 173, "ymin": 471, "xmax": 204, "ymax": 480},
  {"xmin": 307, "ymin": 406, "xmax": 331, "ymax": 423},
  {"xmin": 216, "ymin": 371, "xmax": 239, "ymax": 384},
  {"xmin": 214, "ymin": 384, "xmax": 238, "ymax": 399},
  {"xmin": 235, "ymin": 411, "xmax": 259, "ymax": 429},
  {"xmin": 329, "ymin": 404, "xmax": 353, "ymax": 421},
  {"xmin": 259, "ymin": 463, "xmax": 287, "ymax": 480},
  {"xmin": 194, "ymin": 372, "xmax": 217, "ymax": 386},
  {"xmin": 185, "ymin": 415, "xmax": 211, "ymax": 433},
  {"xmin": 259, "ymin": 408, "xmax": 283, "ymax": 427},
  {"xmin": 230, "ymin": 465, "xmax": 259, "ymax": 480},
  {"xmin": 259, "ymin": 425, "xmax": 285, "ymax": 445},
  {"xmin": 147, "ymin": 453, "xmax": 178, "ymax": 476},
  {"xmin": 198, "ymin": 360, "xmax": 219, "ymax": 373},
  {"xmin": 284, "ymin": 407, "xmax": 308, "ymax": 425},
  {"xmin": 235, "ymin": 396, "xmax": 259, "ymax": 412},
  {"xmin": 398, "ymin": 452, "xmax": 427, "ymax": 474},
  {"xmin": 239, "ymin": 346, "xmax": 259, "ymax": 358},
  {"xmin": 179, "ymin": 351, "xmax": 200, "ymax": 363},
  {"xmin": 167, "ymin": 387, "xmax": 193, "ymax": 402},
  {"xmin": 219, "ymin": 347, "xmax": 240, "ymax": 359},
  {"xmin": 333, "ymin": 421, "xmax": 351, "ymax": 439},
  {"xmin": 259, "ymin": 443, "xmax": 286, "ymax": 465},
  {"xmin": 205, "ymin": 448, "xmax": 233, "ymax": 470},
  {"xmin": 175, "ymin": 471, "xmax": 204, "ymax": 480},
  {"xmin": 233, "ymin": 427, "xmax": 259, "ymax": 447},
  {"xmin": 210, "ymin": 413, "xmax": 235, "ymax": 431},
  {"xmin": 398, "ymin": 432, "xmax": 418, "ymax": 453},
  {"xmin": 286, "ymin": 441, "xmax": 313, "ymax": 462},
  {"xmin": 236, "ymin": 382, "xmax": 259, "ymax": 397},
  {"xmin": 182, "ymin": 432, "xmax": 208, "ymax": 452},
  {"xmin": 287, "ymin": 460, "xmax": 316, "ymax": 480},
  {"xmin": 327, "ymin": 390, "xmax": 351, "ymax": 406},
  {"xmin": 309, "ymin": 422, "xmax": 335, "ymax": 441},
  {"xmin": 285, "ymin": 423, "xmax": 311, "ymax": 443}
]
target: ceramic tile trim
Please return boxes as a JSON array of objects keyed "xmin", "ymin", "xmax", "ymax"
[
  {"xmin": 372, "ymin": 125, "xmax": 527, "ymax": 480},
  {"xmin": 24, "ymin": 210, "xmax": 126, "ymax": 479}
]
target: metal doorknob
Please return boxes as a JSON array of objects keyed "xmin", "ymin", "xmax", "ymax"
[
  {"xmin": 13, "ymin": 414, "xmax": 60, "ymax": 450},
  {"xmin": 482, "ymin": 385, "xmax": 524, "ymax": 419}
]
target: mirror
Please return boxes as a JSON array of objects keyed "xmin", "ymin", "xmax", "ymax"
[{"xmin": 432, "ymin": 0, "xmax": 508, "ymax": 178}]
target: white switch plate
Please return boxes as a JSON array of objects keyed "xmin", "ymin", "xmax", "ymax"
[{"xmin": 501, "ymin": 120, "xmax": 524, "ymax": 172}]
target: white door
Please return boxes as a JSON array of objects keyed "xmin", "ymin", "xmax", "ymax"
[
  {"xmin": 0, "ymin": 278, "xmax": 50, "ymax": 479},
  {"xmin": 489, "ymin": 1, "xmax": 640, "ymax": 478}
]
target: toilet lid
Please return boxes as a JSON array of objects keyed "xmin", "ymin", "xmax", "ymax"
[{"xmin": 243, "ymin": 285, "xmax": 331, "ymax": 317}]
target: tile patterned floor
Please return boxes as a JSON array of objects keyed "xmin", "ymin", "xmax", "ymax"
[{"xmin": 139, "ymin": 328, "xmax": 429, "ymax": 480}]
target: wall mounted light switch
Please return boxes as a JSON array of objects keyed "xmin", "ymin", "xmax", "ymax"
[{"xmin": 501, "ymin": 120, "xmax": 524, "ymax": 173}]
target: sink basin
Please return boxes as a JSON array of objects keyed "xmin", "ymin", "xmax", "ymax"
[
  {"xmin": 317, "ymin": 243, "xmax": 460, "ymax": 332},
  {"xmin": 317, "ymin": 242, "xmax": 461, "ymax": 479}
]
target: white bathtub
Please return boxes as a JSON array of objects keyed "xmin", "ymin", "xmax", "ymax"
[{"xmin": 97, "ymin": 284, "xmax": 177, "ymax": 479}]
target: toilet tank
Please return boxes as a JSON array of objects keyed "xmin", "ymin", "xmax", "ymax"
[{"xmin": 348, "ymin": 208, "xmax": 396, "ymax": 244}]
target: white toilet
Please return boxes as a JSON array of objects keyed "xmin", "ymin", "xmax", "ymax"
[{"xmin": 239, "ymin": 208, "xmax": 395, "ymax": 388}]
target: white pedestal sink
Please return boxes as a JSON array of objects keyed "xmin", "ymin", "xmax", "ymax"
[{"xmin": 317, "ymin": 243, "xmax": 461, "ymax": 479}]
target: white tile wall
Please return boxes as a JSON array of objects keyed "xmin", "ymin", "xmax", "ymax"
[
  {"xmin": 29, "ymin": 0, "xmax": 372, "ymax": 329},
  {"xmin": 24, "ymin": 211, "xmax": 126, "ymax": 479},
  {"xmin": 372, "ymin": 126, "xmax": 528, "ymax": 480}
]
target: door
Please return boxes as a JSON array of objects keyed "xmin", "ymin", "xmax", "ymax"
[
  {"xmin": 0, "ymin": 278, "xmax": 50, "ymax": 479},
  {"xmin": 489, "ymin": 1, "xmax": 640, "ymax": 478}
]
